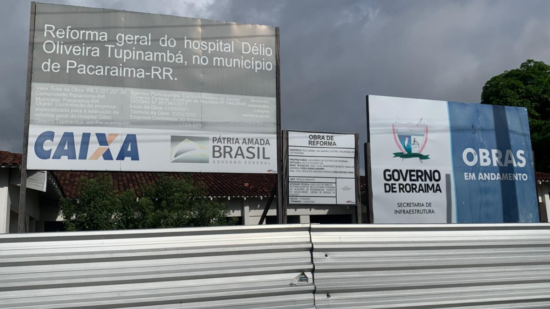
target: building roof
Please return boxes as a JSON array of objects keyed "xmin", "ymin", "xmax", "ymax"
[
  {"xmin": 0, "ymin": 151, "xmax": 22, "ymax": 167},
  {"xmin": 0, "ymin": 151, "xmax": 361, "ymax": 199},
  {"xmin": 537, "ymin": 172, "xmax": 550, "ymax": 182},
  {"xmin": 0, "ymin": 151, "xmax": 278, "ymax": 198},
  {"xmin": 53, "ymin": 171, "xmax": 277, "ymax": 199},
  {"xmin": 7, "ymin": 151, "xmax": 549, "ymax": 199}
]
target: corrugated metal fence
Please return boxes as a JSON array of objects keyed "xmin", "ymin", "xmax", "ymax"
[
  {"xmin": 311, "ymin": 224, "xmax": 550, "ymax": 309},
  {"xmin": 3, "ymin": 224, "xmax": 550, "ymax": 308},
  {"xmin": 0, "ymin": 225, "xmax": 315, "ymax": 309}
]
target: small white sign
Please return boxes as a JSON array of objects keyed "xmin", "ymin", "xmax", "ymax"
[
  {"xmin": 287, "ymin": 131, "xmax": 357, "ymax": 205},
  {"xmin": 369, "ymin": 95, "xmax": 452, "ymax": 223}
]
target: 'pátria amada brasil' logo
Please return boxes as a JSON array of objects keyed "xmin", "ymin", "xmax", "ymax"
[{"xmin": 392, "ymin": 119, "xmax": 430, "ymax": 160}]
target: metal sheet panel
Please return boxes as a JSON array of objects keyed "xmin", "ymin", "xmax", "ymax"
[
  {"xmin": 311, "ymin": 224, "xmax": 550, "ymax": 309},
  {"xmin": 0, "ymin": 225, "xmax": 314, "ymax": 309},
  {"xmin": 6, "ymin": 223, "xmax": 550, "ymax": 308}
]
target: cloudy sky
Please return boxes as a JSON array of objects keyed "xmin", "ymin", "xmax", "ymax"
[{"xmin": 1, "ymin": 0, "xmax": 549, "ymax": 171}]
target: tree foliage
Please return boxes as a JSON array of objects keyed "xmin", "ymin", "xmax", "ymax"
[
  {"xmin": 60, "ymin": 174, "xmax": 236, "ymax": 231},
  {"xmin": 481, "ymin": 59, "xmax": 550, "ymax": 172}
]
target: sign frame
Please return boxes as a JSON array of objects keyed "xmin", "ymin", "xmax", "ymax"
[
  {"xmin": 282, "ymin": 130, "xmax": 361, "ymax": 223},
  {"xmin": 19, "ymin": 2, "xmax": 37, "ymax": 232}
]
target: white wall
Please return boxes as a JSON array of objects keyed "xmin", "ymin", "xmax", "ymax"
[
  {"xmin": 230, "ymin": 197, "xmax": 356, "ymax": 225},
  {"xmin": 5, "ymin": 172, "xmax": 45, "ymax": 233},
  {"xmin": 538, "ymin": 182, "xmax": 550, "ymax": 222},
  {"xmin": 9, "ymin": 183, "xmax": 41, "ymax": 221},
  {"xmin": 0, "ymin": 169, "xmax": 11, "ymax": 233}
]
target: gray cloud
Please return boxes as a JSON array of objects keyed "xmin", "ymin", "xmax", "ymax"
[
  {"xmin": 206, "ymin": 0, "xmax": 550, "ymax": 171},
  {"xmin": 1, "ymin": 0, "xmax": 549, "ymax": 173}
]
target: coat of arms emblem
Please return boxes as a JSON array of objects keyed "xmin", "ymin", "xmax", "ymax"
[{"xmin": 392, "ymin": 119, "xmax": 430, "ymax": 160}]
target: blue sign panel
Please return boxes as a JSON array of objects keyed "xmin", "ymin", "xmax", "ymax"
[{"xmin": 448, "ymin": 103, "xmax": 538, "ymax": 223}]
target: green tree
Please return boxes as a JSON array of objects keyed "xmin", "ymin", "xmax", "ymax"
[
  {"xmin": 481, "ymin": 59, "xmax": 550, "ymax": 172},
  {"xmin": 60, "ymin": 174, "xmax": 236, "ymax": 231}
]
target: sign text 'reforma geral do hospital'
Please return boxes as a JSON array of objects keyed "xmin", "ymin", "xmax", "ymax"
[
  {"xmin": 368, "ymin": 95, "xmax": 538, "ymax": 223},
  {"xmin": 26, "ymin": 3, "xmax": 278, "ymax": 173}
]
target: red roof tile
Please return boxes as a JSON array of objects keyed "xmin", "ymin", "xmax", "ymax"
[
  {"xmin": 0, "ymin": 151, "xmax": 22, "ymax": 167},
  {"xmin": 537, "ymin": 172, "xmax": 550, "ymax": 181},
  {"xmin": 52, "ymin": 171, "xmax": 278, "ymax": 199},
  {"xmin": 50, "ymin": 172, "xmax": 368, "ymax": 199}
]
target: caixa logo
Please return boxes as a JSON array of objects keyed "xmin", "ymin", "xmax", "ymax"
[{"xmin": 34, "ymin": 131, "xmax": 139, "ymax": 161}]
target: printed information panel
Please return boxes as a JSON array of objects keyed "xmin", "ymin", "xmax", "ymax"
[
  {"xmin": 287, "ymin": 131, "xmax": 357, "ymax": 205},
  {"xmin": 368, "ymin": 95, "xmax": 538, "ymax": 223},
  {"xmin": 26, "ymin": 3, "xmax": 277, "ymax": 173}
]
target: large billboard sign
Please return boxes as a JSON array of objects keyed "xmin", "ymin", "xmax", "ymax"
[
  {"xmin": 283, "ymin": 131, "xmax": 360, "ymax": 209},
  {"xmin": 26, "ymin": 3, "xmax": 278, "ymax": 173},
  {"xmin": 368, "ymin": 95, "xmax": 538, "ymax": 223}
]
